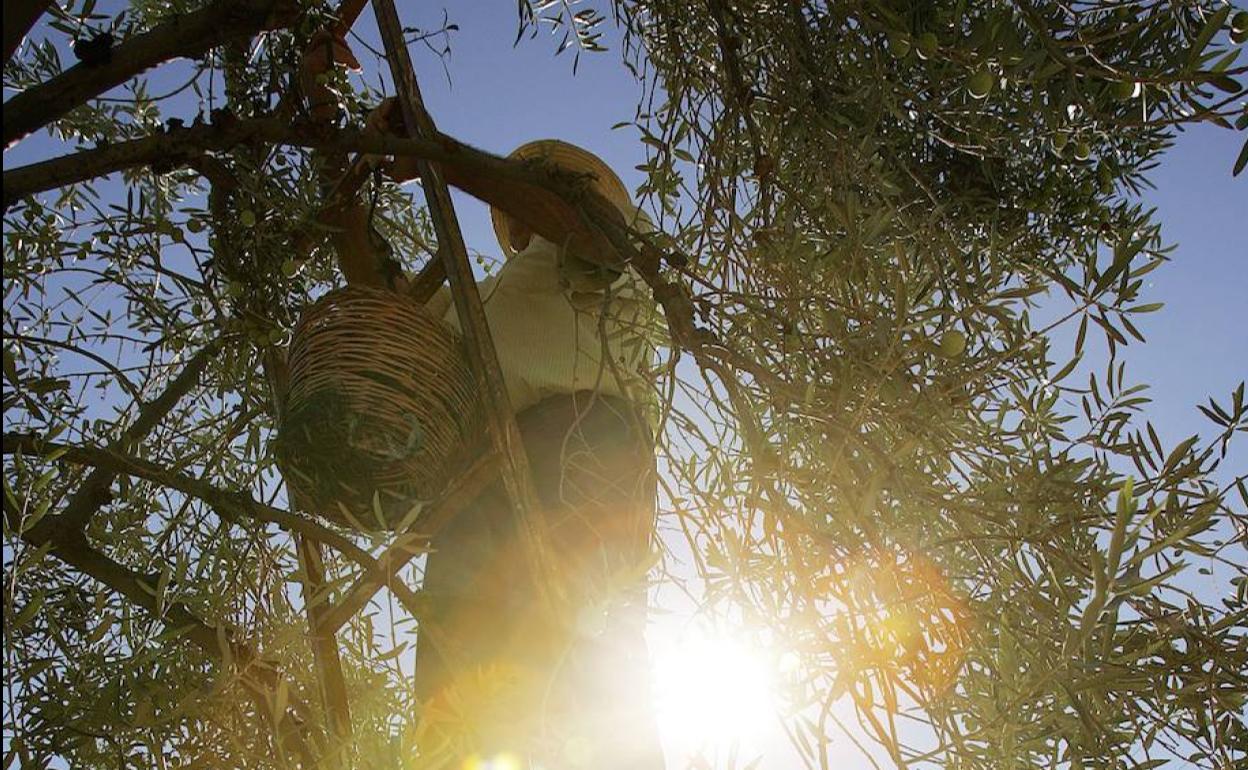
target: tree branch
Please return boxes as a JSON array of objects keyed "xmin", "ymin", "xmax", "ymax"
[
  {"xmin": 296, "ymin": 535, "xmax": 352, "ymax": 765},
  {"xmin": 9, "ymin": 332, "xmax": 144, "ymax": 400},
  {"xmin": 2, "ymin": 0, "xmax": 299, "ymax": 148},
  {"xmin": 4, "ymin": 433, "xmax": 430, "ymax": 615},
  {"xmin": 2, "ymin": 120, "xmax": 430, "ymax": 209},
  {"xmin": 5, "ymin": 120, "xmax": 625, "ymax": 264},
  {"xmin": 2, "ymin": 114, "xmax": 788, "ymax": 429},
  {"xmin": 3, "ymin": 118, "xmax": 775, "ymax": 412},
  {"xmin": 53, "ymin": 342, "xmax": 219, "ymax": 536},
  {"xmin": 315, "ymin": 453, "xmax": 498, "ymax": 636},
  {"xmin": 1, "ymin": 493, "xmax": 321, "ymax": 766},
  {"xmin": 2, "ymin": 0, "xmax": 51, "ymax": 65},
  {"xmin": 5, "ymin": 433, "xmax": 500, "ymax": 727},
  {"xmin": 5, "ymin": 114, "xmax": 792, "ymax": 414}
]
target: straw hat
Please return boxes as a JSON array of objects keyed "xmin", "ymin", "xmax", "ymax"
[{"xmin": 490, "ymin": 139, "xmax": 633, "ymax": 258}]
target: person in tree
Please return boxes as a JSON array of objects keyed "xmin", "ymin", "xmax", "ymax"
[{"xmin": 302, "ymin": 32, "xmax": 666, "ymax": 769}]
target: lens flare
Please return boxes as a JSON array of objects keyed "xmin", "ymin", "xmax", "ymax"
[
  {"xmin": 827, "ymin": 547, "xmax": 970, "ymax": 695},
  {"xmin": 461, "ymin": 753, "xmax": 521, "ymax": 770}
]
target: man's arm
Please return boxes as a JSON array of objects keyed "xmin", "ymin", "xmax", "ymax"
[
  {"xmin": 301, "ymin": 31, "xmax": 406, "ymax": 290},
  {"xmin": 367, "ymin": 98, "xmax": 628, "ymax": 275}
]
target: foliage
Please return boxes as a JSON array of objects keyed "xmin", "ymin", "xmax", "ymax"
[
  {"xmin": 602, "ymin": 0, "xmax": 1248, "ymax": 766},
  {"xmin": 3, "ymin": 0, "xmax": 1247, "ymax": 768}
]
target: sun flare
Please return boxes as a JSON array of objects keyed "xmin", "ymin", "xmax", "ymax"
[{"xmin": 652, "ymin": 626, "xmax": 781, "ymax": 754}]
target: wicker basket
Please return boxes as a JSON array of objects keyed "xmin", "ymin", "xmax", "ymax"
[{"xmin": 276, "ymin": 286, "xmax": 482, "ymax": 529}]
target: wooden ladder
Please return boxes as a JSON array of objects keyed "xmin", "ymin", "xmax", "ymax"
[{"xmin": 293, "ymin": 0, "xmax": 564, "ymax": 763}]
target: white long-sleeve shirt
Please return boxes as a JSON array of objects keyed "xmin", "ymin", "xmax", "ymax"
[{"xmin": 426, "ymin": 235, "xmax": 661, "ymax": 419}]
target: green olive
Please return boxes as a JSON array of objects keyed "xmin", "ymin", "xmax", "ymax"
[
  {"xmin": 917, "ymin": 32, "xmax": 938, "ymax": 60},
  {"xmin": 968, "ymin": 70, "xmax": 994, "ymax": 99},
  {"xmin": 939, "ymin": 330, "xmax": 968, "ymax": 358},
  {"xmin": 1098, "ymin": 168, "xmax": 1114, "ymax": 194},
  {"xmin": 888, "ymin": 31, "xmax": 912, "ymax": 59}
]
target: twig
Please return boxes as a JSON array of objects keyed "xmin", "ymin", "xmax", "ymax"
[
  {"xmin": 1, "ymin": 493, "xmax": 321, "ymax": 766},
  {"xmin": 9, "ymin": 332, "xmax": 144, "ymax": 400},
  {"xmin": 53, "ymin": 341, "xmax": 219, "ymax": 536},
  {"xmin": 296, "ymin": 534, "xmax": 353, "ymax": 765},
  {"xmin": 3, "ymin": 433, "xmax": 422, "ymax": 619},
  {"xmin": 314, "ymin": 453, "xmax": 498, "ymax": 636}
]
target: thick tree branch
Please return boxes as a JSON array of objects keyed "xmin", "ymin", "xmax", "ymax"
[
  {"xmin": 2, "ymin": 0, "xmax": 299, "ymax": 148},
  {"xmin": 2, "ymin": 0, "xmax": 51, "ymax": 65},
  {"xmin": 329, "ymin": 0, "xmax": 369, "ymax": 35},
  {"xmin": 406, "ymin": 256, "xmax": 448, "ymax": 304},
  {"xmin": 3, "ymin": 118, "xmax": 779, "ymax": 410},
  {"xmin": 4, "ymin": 120, "xmax": 625, "ymax": 262},
  {"xmin": 4, "ymin": 118, "xmax": 278, "ymax": 206},
  {"xmin": 5, "ymin": 116, "xmax": 793, "ymax": 410}
]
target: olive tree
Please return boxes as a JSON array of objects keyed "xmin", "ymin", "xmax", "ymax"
[{"xmin": 3, "ymin": 0, "xmax": 1246, "ymax": 768}]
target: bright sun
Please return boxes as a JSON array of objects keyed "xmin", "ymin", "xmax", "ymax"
[{"xmin": 652, "ymin": 626, "xmax": 782, "ymax": 755}]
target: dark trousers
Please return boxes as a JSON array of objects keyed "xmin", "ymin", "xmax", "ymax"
[{"xmin": 414, "ymin": 392, "xmax": 664, "ymax": 769}]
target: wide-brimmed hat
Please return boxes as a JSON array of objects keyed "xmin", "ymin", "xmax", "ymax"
[{"xmin": 490, "ymin": 139, "xmax": 633, "ymax": 258}]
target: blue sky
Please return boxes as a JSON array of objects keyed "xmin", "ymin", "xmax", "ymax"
[{"xmin": 1118, "ymin": 123, "xmax": 1246, "ymax": 469}]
